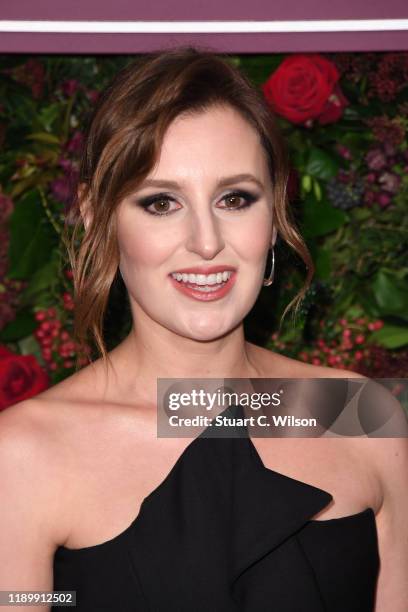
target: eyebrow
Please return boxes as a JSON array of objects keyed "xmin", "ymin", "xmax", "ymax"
[{"xmin": 138, "ymin": 173, "xmax": 264, "ymax": 191}]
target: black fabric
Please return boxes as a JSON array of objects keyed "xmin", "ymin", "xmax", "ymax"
[{"xmin": 53, "ymin": 404, "xmax": 380, "ymax": 611}]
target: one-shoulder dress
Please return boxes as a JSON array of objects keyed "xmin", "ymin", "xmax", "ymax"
[{"xmin": 53, "ymin": 404, "xmax": 380, "ymax": 611}]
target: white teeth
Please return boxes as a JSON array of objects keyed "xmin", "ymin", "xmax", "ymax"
[
  {"xmin": 171, "ymin": 270, "xmax": 233, "ymax": 285},
  {"xmin": 187, "ymin": 284, "xmax": 223, "ymax": 293}
]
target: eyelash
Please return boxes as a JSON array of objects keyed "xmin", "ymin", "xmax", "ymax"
[{"xmin": 136, "ymin": 190, "xmax": 259, "ymax": 217}]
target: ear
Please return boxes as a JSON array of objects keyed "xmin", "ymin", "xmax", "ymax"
[
  {"xmin": 77, "ymin": 184, "xmax": 93, "ymax": 232},
  {"xmin": 271, "ymin": 224, "xmax": 278, "ymax": 247}
]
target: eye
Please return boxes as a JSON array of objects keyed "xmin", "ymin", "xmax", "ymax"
[
  {"xmin": 136, "ymin": 189, "xmax": 259, "ymax": 217},
  {"xmin": 218, "ymin": 190, "xmax": 258, "ymax": 211},
  {"xmin": 136, "ymin": 194, "xmax": 181, "ymax": 217}
]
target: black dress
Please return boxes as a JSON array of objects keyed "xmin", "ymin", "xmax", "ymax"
[{"xmin": 53, "ymin": 404, "xmax": 380, "ymax": 611}]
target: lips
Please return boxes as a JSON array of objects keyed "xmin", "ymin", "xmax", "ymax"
[
  {"xmin": 170, "ymin": 265, "xmax": 237, "ymax": 275},
  {"xmin": 169, "ymin": 269, "xmax": 237, "ymax": 302}
]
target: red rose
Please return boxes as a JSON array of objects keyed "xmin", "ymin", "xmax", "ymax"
[
  {"xmin": 0, "ymin": 345, "xmax": 13, "ymax": 360},
  {"xmin": 262, "ymin": 54, "xmax": 348, "ymax": 126},
  {"xmin": 0, "ymin": 347, "xmax": 49, "ymax": 410}
]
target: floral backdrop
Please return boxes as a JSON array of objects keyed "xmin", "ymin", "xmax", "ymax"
[{"xmin": 0, "ymin": 52, "xmax": 407, "ymax": 410}]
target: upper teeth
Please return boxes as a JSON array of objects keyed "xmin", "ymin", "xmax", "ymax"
[{"xmin": 171, "ymin": 271, "xmax": 232, "ymax": 285}]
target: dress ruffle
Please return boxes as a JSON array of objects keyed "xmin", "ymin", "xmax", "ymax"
[{"xmin": 126, "ymin": 403, "xmax": 374, "ymax": 611}]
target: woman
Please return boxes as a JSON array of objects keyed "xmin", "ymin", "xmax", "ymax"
[{"xmin": 0, "ymin": 46, "xmax": 407, "ymax": 611}]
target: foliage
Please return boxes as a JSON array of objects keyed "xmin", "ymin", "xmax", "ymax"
[
  {"xmin": 236, "ymin": 52, "xmax": 408, "ymax": 372},
  {"xmin": 0, "ymin": 52, "xmax": 407, "ymax": 405}
]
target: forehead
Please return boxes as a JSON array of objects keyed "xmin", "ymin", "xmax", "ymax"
[{"xmin": 153, "ymin": 105, "xmax": 267, "ymax": 176}]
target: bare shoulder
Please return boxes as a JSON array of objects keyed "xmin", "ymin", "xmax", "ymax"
[
  {"xmin": 249, "ymin": 344, "xmax": 407, "ymax": 482},
  {"xmin": 365, "ymin": 429, "xmax": 408, "ymax": 608},
  {"xmin": 0, "ymin": 392, "xmax": 82, "ymax": 590},
  {"xmin": 0, "ymin": 359, "xmax": 146, "ymax": 548},
  {"xmin": 0, "ymin": 363, "xmax": 105, "ymax": 555},
  {"xmin": 0, "ymin": 395, "xmax": 77, "ymax": 550},
  {"xmin": 0, "ymin": 392, "xmax": 67, "ymax": 464},
  {"xmin": 247, "ymin": 340, "xmax": 367, "ymax": 380}
]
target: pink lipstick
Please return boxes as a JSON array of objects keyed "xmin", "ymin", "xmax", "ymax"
[{"xmin": 169, "ymin": 266, "xmax": 237, "ymax": 302}]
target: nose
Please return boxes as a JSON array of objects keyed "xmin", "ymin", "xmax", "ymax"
[{"xmin": 184, "ymin": 207, "xmax": 225, "ymax": 260}]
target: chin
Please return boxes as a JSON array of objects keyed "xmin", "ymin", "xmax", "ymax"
[{"xmin": 177, "ymin": 318, "xmax": 235, "ymax": 342}]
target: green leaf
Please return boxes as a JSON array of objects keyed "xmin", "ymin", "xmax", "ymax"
[
  {"xmin": 351, "ymin": 208, "xmax": 371, "ymax": 221},
  {"xmin": 313, "ymin": 179, "xmax": 322, "ymax": 201},
  {"xmin": 239, "ymin": 55, "xmax": 285, "ymax": 86},
  {"xmin": 0, "ymin": 309, "xmax": 36, "ymax": 342},
  {"xmin": 18, "ymin": 335, "xmax": 42, "ymax": 358},
  {"xmin": 26, "ymin": 132, "xmax": 61, "ymax": 145},
  {"xmin": 36, "ymin": 103, "xmax": 62, "ymax": 133},
  {"xmin": 305, "ymin": 148, "xmax": 339, "ymax": 181},
  {"xmin": 358, "ymin": 294, "xmax": 381, "ymax": 318},
  {"xmin": 346, "ymin": 305, "xmax": 365, "ymax": 319},
  {"xmin": 371, "ymin": 270, "xmax": 408, "ymax": 319},
  {"xmin": 7, "ymin": 189, "xmax": 57, "ymax": 279},
  {"xmin": 342, "ymin": 107, "xmax": 361, "ymax": 121},
  {"xmin": 302, "ymin": 174, "xmax": 312, "ymax": 192},
  {"xmin": 19, "ymin": 251, "xmax": 61, "ymax": 304},
  {"xmin": 302, "ymin": 193, "xmax": 347, "ymax": 238},
  {"xmin": 370, "ymin": 324, "xmax": 408, "ymax": 349},
  {"xmin": 313, "ymin": 247, "xmax": 332, "ymax": 279}
]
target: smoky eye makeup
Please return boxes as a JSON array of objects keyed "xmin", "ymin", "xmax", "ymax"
[{"xmin": 134, "ymin": 189, "xmax": 260, "ymax": 217}]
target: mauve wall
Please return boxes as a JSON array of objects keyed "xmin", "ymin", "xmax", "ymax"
[{"xmin": 0, "ymin": 0, "xmax": 407, "ymax": 53}]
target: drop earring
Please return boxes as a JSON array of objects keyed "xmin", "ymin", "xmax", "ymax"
[{"xmin": 263, "ymin": 246, "xmax": 275, "ymax": 287}]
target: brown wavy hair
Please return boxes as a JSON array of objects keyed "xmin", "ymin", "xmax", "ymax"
[{"xmin": 63, "ymin": 44, "xmax": 314, "ymax": 372}]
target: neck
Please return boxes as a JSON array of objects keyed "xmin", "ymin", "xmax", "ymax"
[{"xmin": 98, "ymin": 315, "xmax": 262, "ymax": 407}]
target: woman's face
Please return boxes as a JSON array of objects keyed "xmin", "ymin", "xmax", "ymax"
[{"xmin": 116, "ymin": 104, "xmax": 276, "ymax": 341}]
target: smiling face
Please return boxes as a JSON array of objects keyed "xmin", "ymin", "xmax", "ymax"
[{"xmin": 115, "ymin": 103, "xmax": 277, "ymax": 341}]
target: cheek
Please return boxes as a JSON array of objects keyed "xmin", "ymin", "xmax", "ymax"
[
  {"xmin": 234, "ymin": 212, "xmax": 272, "ymax": 262},
  {"xmin": 116, "ymin": 217, "xmax": 175, "ymax": 270}
]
